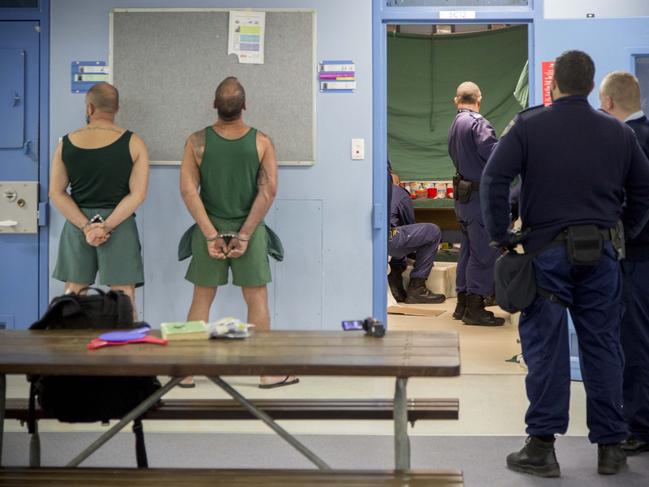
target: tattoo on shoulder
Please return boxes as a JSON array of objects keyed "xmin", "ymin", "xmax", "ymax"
[
  {"xmin": 257, "ymin": 166, "xmax": 269, "ymax": 186},
  {"xmin": 258, "ymin": 130, "xmax": 275, "ymax": 150},
  {"xmin": 191, "ymin": 130, "xmax": 206, "ymax": 161}
]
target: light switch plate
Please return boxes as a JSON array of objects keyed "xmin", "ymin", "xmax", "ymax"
[{"xmin": 351, "ymin": 138, "xmax": 365, "ymax": 160}]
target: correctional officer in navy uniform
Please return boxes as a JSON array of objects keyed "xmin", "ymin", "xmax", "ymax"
[
  {"xmin": 600, "ymin": 71, "xmax": 649, "ymax": 455},
  {"xmin": 388, "ymin": 177, "xmax": 445, "ymax": 304},
  {"xmin": 448, "ymin": 82, "xmax": 504, "ymax": 326},
  {"xmin": 482, "ymin": 51, "xmax": 649, "ymax": 477}
]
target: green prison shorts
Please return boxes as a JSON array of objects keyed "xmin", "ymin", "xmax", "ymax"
[
  {"xmin": 185, "ymin": 219, "xmax": 271, "ymax": 288},
  {"xmin": 52, "ymin": 208, "xmax": 144, "ymax": 287}
]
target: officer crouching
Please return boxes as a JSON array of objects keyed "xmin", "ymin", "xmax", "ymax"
[{"xmin": 481, "ymin": 50, "xmax": 649, "ymax": 478}]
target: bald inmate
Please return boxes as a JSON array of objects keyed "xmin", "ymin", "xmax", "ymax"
[
  {"xmin": 455, "ymin": 81, "xmax": 482, "ymax": 107},
  {"xmin": 86, "ymin": 82, "xmax": 119, "ymax": 114},
  {"xmin": 213, "ymin": 77, "xmax": 246, "ymax": 121}
]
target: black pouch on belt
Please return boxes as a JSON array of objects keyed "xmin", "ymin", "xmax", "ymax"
[
  {"xmin": 494, "ymin": 251, "xmax": 537, "ymax": 313},
  {"xmin": 456, "ymin": 180, "xmax": 473, "ymax": 203},
  {"xmin": 565, "ymin": 225, "xmax": 604, "ymax": 266},
  {"xmin": 452, "ymin": 174, "xmax": 461, "ymax": 201}
]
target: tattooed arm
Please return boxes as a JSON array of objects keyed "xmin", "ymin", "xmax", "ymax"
[
  {"xmin": 180, "ymin": 131, "xmax": 219, "ymax": 238},
  {"xmin": 230, "ymin": 131, "xmax": 278, "ymax": 257}
]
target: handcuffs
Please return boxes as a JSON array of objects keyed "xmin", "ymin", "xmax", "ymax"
[{"xmin": 206, "ymin": 232, "xmax": 250, "ymax": 244}]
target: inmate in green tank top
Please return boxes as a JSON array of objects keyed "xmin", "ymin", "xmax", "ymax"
[
  {"xmin": 61, "ymin": 130, "xmax": 133, "ymax": 208},
  {"xmin": 199, "ymin": 126, "xmax": 260, "ymax": 219}
]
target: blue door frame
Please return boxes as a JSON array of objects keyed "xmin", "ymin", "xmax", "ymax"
[
  {"xmin": 0, "ymin": 0, "xmax": 50, "ymax": 319},
  {"xmin": 371, "ymin": 0, "xmax": 540, "ymax": 322}
]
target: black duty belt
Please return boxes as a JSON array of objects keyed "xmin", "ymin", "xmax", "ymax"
[{"xmin": 553, "ymin": 227, "xmax": 613, "ymax": 242}]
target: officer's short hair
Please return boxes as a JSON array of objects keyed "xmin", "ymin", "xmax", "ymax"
[
  {"xmin": 86, "ymin": 82, "xmax": 119, "ymax": 114},
  {"xmin": 601, "ymin": 71, "xmax": 642, "ymax": 113},
  {"xmin": 213, "ymin": 77, "xmax": 246, "ymax": 122},
  {"xmin": 553, "ymin": 50, "xmax": 595, "ymax": 97}
]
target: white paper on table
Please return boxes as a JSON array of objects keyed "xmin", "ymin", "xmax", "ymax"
[{"xmin": 228, "ymin": 10, "xmax": 266, "ymax": 64}]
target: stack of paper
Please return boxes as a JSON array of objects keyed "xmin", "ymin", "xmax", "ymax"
[{"xmin": 160, "ymin": 321, "xmax": 209, "ymax": 341}]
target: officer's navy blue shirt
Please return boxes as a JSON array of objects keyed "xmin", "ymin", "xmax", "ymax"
[
  {"xmin": 448, "ymin": 109, "xmax": 498, "ymax": 181},
  {"xmin": 390, "ymin": 185, "xmax": 415, "ymax": 228},
  {"xmin": 481, "ymin": 96, "xmax": 649, "ymax": 252},
  {"xmin": 626, "ymin": 114, "xmax": 649, "ymax": 260}
]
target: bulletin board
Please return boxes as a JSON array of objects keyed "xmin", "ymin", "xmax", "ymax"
[{"xmin": 110, "ymin": 9, "xmax": 316, "ymax": 165}]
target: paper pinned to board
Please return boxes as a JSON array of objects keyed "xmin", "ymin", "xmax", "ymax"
[{"xmin": 228, "ymin": 11, "xmax": 266, "ymax": 64}]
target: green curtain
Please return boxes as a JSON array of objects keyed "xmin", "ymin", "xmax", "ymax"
[{"xmin": 388, "ymin": 25, "xmax": 528, "ymax": 180}]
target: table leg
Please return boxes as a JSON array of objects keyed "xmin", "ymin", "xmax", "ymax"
[
  {"xmin": 209, "ymin": 376, "xmax": 331, "ymax": 470},
  {"xmin": 0, "ymin": 374, "xmax": 5, "ymax": 467},
  {"xmin": 394, "ymin": 377, "xmax": 411, "ymax": 470},
  {"xmin": 29, "ymin": 420, "xmax": 40, "ymax": 467},
  {"xmin": 66, "ymin": 376, "xmax": 183, "ymax": 467}
]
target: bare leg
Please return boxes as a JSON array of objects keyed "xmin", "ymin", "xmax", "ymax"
[
  {"xmin": 242, "ymin": 286, "xmax": 297, "ymax": 387},
  {"xmin": 65, "ymin": 282, "xmax": 91, "ymax": 295},
  {"xmin": 182, "ymin": 286, "xmax": 217, "ymax": 386},
  {"xmin": 242, "ymin": 285, "xmax": 270, "ymax": 331},
  {"xmin": 111, "ymin": 284, "xmax": 137, "ymax": 321}
]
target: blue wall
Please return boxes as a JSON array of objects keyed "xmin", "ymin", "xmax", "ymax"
[
  {"xmin": 534, "ymin": 15, "xmax": 649, "ymax": 108},
  {"xmin": 49, "ymin": 0, "xmax": 373, "ymax": 329},
  {"xmin": 47, "ymin": 0, "xmax": 649, "ymax": 330}
]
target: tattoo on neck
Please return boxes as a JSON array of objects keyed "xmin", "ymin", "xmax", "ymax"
[{"xmin": 84, "ymin": 126, "xmax": 121, "ymax": 134}]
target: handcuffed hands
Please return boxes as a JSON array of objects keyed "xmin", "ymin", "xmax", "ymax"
[
  {"xmin": 207, "ymin": 237, "xmax": 229, "ymax": 260},
  {"xmin": 226, "ymin": 236, "xmax": 248, "ymax": 259},
  {"xmin": 83, "ymin": 223, "xmax": 110, "ymax": 247},
  {"xmin": 206, "ymin": 234, "xmax": 249, "ymax": 260}
]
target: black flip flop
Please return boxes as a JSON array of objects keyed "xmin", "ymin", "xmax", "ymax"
[
  {"xmin": 258, "ymin": 376, "xmax": 300, "ymax": 389},
  {"xmin": 178, "ymin": 381, "xmax": 196, "ymax": 389}
]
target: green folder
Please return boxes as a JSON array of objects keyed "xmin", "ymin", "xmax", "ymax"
[{"xmin": 160, "ymin": 321, "xmax": 209, "ymax": 341}]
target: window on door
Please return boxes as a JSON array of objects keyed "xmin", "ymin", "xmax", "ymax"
[{"xmin": 635, "ymin": 55, "xmax": 649, "ymax": 115}]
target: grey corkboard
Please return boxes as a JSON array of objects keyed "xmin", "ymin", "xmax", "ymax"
[{"xmin": 111, "ymin": 10, "xmax": 315, "ymax": 164}]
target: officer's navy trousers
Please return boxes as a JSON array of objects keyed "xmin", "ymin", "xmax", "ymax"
[
  {"xmin": 455, "ymin": 198, "xmax": 500, "ymax": 297},
  {"xmin": 621, "ymin": 260, "xmax": 649, "ymax": 442},
  {"xmin": 388, "ymin": 223, "xmax": 441, "ymax": 279},
  {"xmin": 519, "ymin": 244, "xmax": 628, "ymax": 444}
]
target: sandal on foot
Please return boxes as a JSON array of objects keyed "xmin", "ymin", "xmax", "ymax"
[{"xmin": 258, "ymin": 376, "xmax": 300, "ymax": 389}]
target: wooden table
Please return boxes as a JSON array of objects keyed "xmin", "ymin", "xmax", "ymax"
[{"xmin": 0, "ymin": 330, "xmax": 460, "ymax": 471}]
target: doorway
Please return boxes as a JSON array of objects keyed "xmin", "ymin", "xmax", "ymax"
[{"xmin": 386, "ymin": 23, "xmax": 528, "ymax": 305}]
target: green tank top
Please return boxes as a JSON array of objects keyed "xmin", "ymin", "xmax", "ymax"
[
  {"xmin": 61, "ymin": 130, "xmax": 133, "ymax": 208},
  {"xmin": 199, "ymin": 126, "xmax": 260, "ymax": 219}
]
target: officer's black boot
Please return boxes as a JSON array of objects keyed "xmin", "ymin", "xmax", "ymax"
[
  {"xmin": 405, "ymin": 278, "xmax": 446, "ymax": 304},
  {"xmin": 621, "ymin": 436, "xmax": 649, "ymax": 455},
  {"xmin": 388, "ymin": 265, "xmax": 407, "ymax": 302},
  {"xmin": 483, "ymin": 294, "xmax": 498, "ymax": 307},
  {"xmin": 462, "ymin": 293, "xmax": 505, "ymax": 326},
  {"xmin": 598, "ymin": 443, "xmax": 627, "ymax": 475},
  {"xmin": 506, "ymin": 436, "xmax": 561, "ymax": 478},
  {"xmin": 452, "ymin": 292, "xmax": 467, "ymax": 320}
]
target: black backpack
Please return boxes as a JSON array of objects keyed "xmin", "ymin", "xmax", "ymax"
[{"xmin": 28, "ymin": 288, "xmax": 161, "ymax": 467}]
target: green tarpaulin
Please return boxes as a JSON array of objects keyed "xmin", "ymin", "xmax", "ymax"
[{"xmin": 388, "ymin": 25, "xmax": 528, "ymax": 180}]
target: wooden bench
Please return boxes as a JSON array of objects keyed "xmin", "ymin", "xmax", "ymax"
[
  {"xmin": 6, "ymin": 397, "xmax": 459, "ymax": 423},
  {"xmin": 5, "ymin": 397, "xmax": 459, "ymax": 467},
  {"xmin": 0, "ymin": 467, "xmax": 465, "ymax": 486}
]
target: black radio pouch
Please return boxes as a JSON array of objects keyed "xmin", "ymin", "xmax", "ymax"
[
  {"xmin": 452, "ymin": 174, "xmax": 461, "ymax": 201},
  {"xmin": 565, "ymin": 225, "xmax": 603, "ymax": 266},
  {"xmin": 453, "ymin": 174, "xmax": 473, "ymax": 203}
]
